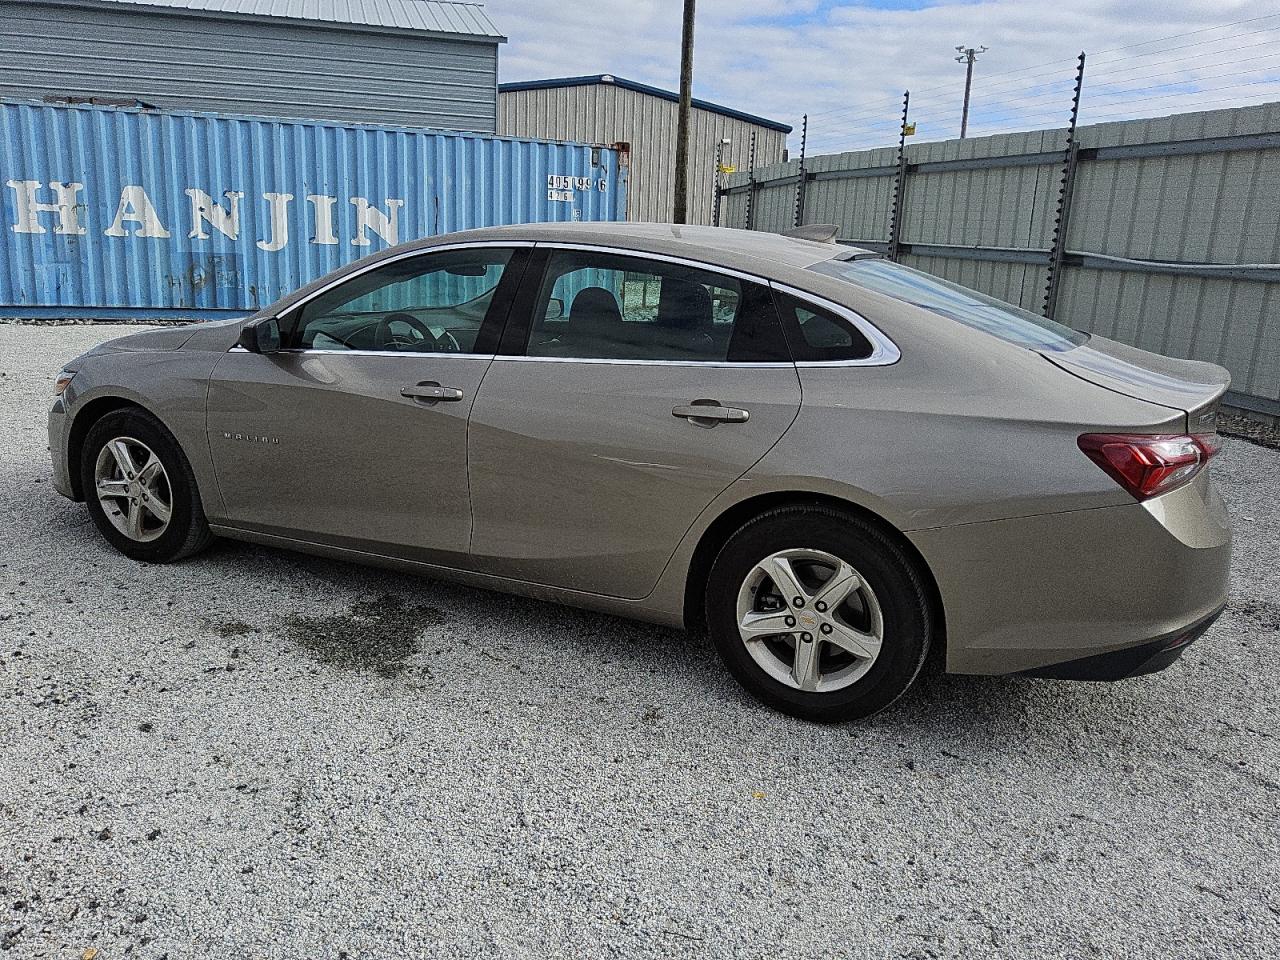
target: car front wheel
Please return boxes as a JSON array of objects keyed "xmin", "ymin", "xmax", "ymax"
[
  {"xmin": 706, "ymin": 505, "xmax": 934, "ymax": 722},
  {"xmin": 80, "ymin": 407, "xmax": 213, "ymax": 563}
]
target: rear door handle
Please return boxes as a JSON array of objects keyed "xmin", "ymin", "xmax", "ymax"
[
  {"xmin": 672, "ymin": 402, "xmax": 750, "ymax": 423},
  {"xmin": 401, "ymin": 382, "xmax": 464, "ymax": 402}
]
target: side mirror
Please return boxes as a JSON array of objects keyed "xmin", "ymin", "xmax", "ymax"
[
  {"xmin": 237, "ymin": 318, "xmax": 282, "ymax": 353},
  {"xmin": 546, "ymin": 297, "xmax": 564, "ymax": 320}
]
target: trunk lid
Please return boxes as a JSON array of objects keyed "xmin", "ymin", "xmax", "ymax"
[{"xmin": 1043, "ymin": 335, "xmax": 1230, "ymax": 432}]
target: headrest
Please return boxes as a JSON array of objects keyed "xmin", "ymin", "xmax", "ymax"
[
  {"xmin": 657, "ymin": 278, "xmax": 713, "ymax": 331},
  {"xmin": 569, "ymin": 287, "xmax": 623, "ymax": 333}
]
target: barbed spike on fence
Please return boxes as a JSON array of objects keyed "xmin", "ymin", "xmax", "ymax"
[
  {"xmin": 793, "ymin": 113, "xmax": 808, "ymax": 229},
  {"xmin": 887, "ymin": 91, "xmax": 910, "ymax": 262},
  {"xmin": 1043, "ymin": 52, "xmax": 1086, "ymax": 319}
]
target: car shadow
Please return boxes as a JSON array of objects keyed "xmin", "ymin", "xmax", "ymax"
[{"xmin": 193, "ymin": 538, "xmax": 1111, "ymax": 746}]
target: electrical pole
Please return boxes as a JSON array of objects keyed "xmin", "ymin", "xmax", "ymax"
[
  {"xmin": 672, "ymin": 0, "xmax": 696, "ymax": 223},
  {"xmin": 954, "ymin": 44, "xmax": 988, "ymax": 139}
]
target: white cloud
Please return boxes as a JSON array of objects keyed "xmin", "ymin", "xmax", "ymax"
[{"xmin": 483, "ymin": 0, "xmax": 1280, "ymax": 152}]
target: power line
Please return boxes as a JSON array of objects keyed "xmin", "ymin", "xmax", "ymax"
[
  {"xmin": 809, "ymin": 33, "xmax": 1278, "ymax": 129},
  {"xmin": 872, "ymin": 77, "xmax": 1280, "ymax": 137},
  {"xmin": 906, "ymin": 58, "xmax": 1280, "ymax": 126},
  {"xmin": 806, "ymin": 78, "xmax": 1280, "ymax": 153},
  {"xmin": 806, "ymin": 52, "xmax": 1280, "ymax": 143},
  {"xmin": 806, "ymin": 18, "xmax": 1280, "ymax": 124}
]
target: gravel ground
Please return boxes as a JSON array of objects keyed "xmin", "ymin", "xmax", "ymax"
[
  {"xmin": 1217, "ymin": 411, "xmax": 1280, "ymax": 451},
  {"xmin": 2, "ymin": 324, "xmax": 1278, "ymax": 960}
]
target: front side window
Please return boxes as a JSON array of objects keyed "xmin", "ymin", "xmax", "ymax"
[
  {"xmin": 808, "ymin": 257, "xmax": 1088, "ymax": 352},
  {"xmin": 286, "ymin": 248, "xmax": 515, "ymax": 353},
  {"xmin": 525, "ymin": 250, "xmax": 788, "ymax": 363}
]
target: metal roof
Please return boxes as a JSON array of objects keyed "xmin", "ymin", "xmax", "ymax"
[
  {"xmin": 498, "ymin": 75, "xmax": 792, "ymax": 133},
  {"xmin": 84, "ymin": 0, "xmax": 505, "ymax": 40}
]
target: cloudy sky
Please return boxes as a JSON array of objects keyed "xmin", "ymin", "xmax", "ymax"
[{"xmin": 484, "ymin": 0, "xmax": 1280, "ymax": 153}]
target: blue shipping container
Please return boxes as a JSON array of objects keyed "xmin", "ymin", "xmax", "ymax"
[{"xmin": 0, "ymin": 100, "xmax": 628, "ymax": 320}]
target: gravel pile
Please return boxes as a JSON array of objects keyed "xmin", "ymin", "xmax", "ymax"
[{"xmin": 2, "ymin": 324, "xmax": 1278, "ymax": 959}]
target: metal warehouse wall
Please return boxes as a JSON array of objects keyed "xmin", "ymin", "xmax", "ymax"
[
  {"xmin": 0, "ymin": 1, "xmax": 500, "ymax": 133},
  {"xmin": 0, "ymin": 100, "xmax": 626, "ymax": 320},
  {"xmin": 498, "ymin": 84, "xmax": 787, "ymax": 225},
  {"xmin": 721, "ymin": 103, "xmax": 1280, "ymax": 417}
]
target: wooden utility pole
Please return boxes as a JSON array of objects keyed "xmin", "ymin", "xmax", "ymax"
[{"xmin": 672, "ymin": 0, "xmax": 696, "ymax": 223}]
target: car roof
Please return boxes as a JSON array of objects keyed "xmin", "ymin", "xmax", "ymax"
[
  {"xmin": 409, "ymin": 222, "xmax": 874, "ymax": 271},
  {"xmin": 260, "ymin": 222, "xmax": 878, "ymax": 320}
]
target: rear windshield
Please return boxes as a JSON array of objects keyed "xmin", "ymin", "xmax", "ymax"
[{"xmin": 808, "ymin": 257, "xmax": 1088, "ymax": 352}]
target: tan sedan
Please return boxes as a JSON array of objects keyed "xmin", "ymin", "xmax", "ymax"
[{"xmin": 48, "ymin": 223, "xmax": 1232, "ymax": 721}]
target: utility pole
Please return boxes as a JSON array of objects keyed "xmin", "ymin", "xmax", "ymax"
[
  {"xmin": 672, "ymin": 0, "xmax": 696, "ymax": 223},
  {"xmin": 954, "ymin": 44, "xmax": 988, "ymax": 139}
]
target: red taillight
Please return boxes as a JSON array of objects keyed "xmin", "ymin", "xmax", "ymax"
[{"xmin": 1077, "ymin": 433, "xmax": 1219, "ymax": 501}]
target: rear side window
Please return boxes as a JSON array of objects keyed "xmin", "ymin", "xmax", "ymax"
[
  {"xmin": 809, "ymin": 257, "xmax": 1088, "ymax": 352},
  {"xmin": 524, "ymin": 250, "xmax": 790, "ymax": 363},
  {"xmin": 773, "ymin": 292, "xmax": 874, "ymax": 362}
]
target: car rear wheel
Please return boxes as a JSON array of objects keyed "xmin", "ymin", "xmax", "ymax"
[
  {"xmin": 706, "ymin": 506, "xmax": 933, "ymax": 722},
  {"xmin": 80, "ymin": 408, "xmax": 213, "ymax": 563}
]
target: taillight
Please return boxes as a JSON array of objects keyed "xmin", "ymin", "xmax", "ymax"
[{"xmin": 1077, "ymin": 433, "xmax": 1220, "ymax": 501}]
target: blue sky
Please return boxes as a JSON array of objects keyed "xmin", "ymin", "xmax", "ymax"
[{"xmin": 485, "ymin": 0, "xmax": 1280, "ymax": 155}]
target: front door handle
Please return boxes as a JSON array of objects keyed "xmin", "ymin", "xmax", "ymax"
[
  {"xmin": 401, "ymin": 382, "xmax": 464, "ymax": 402},
  {"xmin": 672, "ymin": 401, "xmax": 750, "ymax": 424}
]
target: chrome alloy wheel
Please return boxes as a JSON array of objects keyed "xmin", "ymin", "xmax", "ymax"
[
  {"xmin": 93, "ymin": 437, "xmax": 173, "ymax": 543},
  {"xmin": 735, "ymin": 548, "xmax": 885, "ymax": 693}
]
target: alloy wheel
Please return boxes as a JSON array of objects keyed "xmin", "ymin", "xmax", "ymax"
[
  {"xmin": 93, "ymin": 436, "xmax": 173, "ymax": 543},
  {"xmin": 735, "ymin": 547, "xmax": 884, "ymax": 693}
]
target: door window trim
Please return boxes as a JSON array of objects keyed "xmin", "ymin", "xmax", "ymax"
[
  {"xmin": 770, "ymin": 281, "xmax": 901, "ymax": 367},
  {"xmin": 230, "ymin": 240, "xmax": 536, "ymax": 357},
  {"xmin": 499, "ymin": 242, "xmax": 899, "ymax": 368},
  {"xmin": 505, "ymin": 244, "xmax": 791, "ymax": 367},
  {"xmin": 231, "ymin": 239, "xmax": 901, "ymax": 367}
]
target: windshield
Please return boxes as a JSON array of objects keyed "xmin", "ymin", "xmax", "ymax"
[{"xmin": 809, "ymin": 257, "xmax": 1088, "ymax": 352}]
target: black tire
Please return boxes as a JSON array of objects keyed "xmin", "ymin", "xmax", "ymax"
[
  {"xmin": 80, "ymin": 407, "xmax": 214, "ymax": 563},
  {"xmin": 705, "ymin": 505, "xmax": 933, "ymax": 722}
]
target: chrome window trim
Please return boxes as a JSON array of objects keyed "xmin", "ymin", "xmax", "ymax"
[
  {"xmin": 526, "ymin": 242, "xmax": 901, "ymax": 368},
  {"xmin": 532, "ymin": 241, "xmax": 769, "ymax": 286},
  {"xmin": 271, "ymin": 239, "xmax": 533, "ymax": 316},
  {"xmin": 227, "ymin": 343, "xmax": 497, "ymax": 360},
  {"xmin": 271, "ymin": 349, "xmax": 494, "ymax": 360},
  {"xmin": 495, "ymin": 356, "xmax": 795, "ymax": 369},
  {"xmin": 769, "ymin": 281, "xmax": 901, "ymax": 367},
  {"xmin": 228, "ymin": 239, "xmax": 901, "ymax": 367}
]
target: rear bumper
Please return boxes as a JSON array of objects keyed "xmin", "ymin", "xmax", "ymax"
[
  {"xmin": 908, "ymin": 472, "xmax": 1231, "ymax": 676},
  {"xmin": 1020, "ymin": 603, "xmax": 1225, "ymax": 680}
]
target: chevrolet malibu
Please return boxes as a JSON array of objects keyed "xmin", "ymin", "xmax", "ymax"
[{"xmin": 48, "ymin": 222, "xmax": 1232, "ymax": 721}]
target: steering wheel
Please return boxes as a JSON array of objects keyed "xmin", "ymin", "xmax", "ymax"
[{"xmin": 376, "ymin": 312, "xmax": 440, "ymax": 351}]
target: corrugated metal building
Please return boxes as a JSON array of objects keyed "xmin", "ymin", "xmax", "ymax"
[
  {"xmin": 0, "ymin": 0, "xmax": 505, "ymax": 132},
  {"xmin": 498, "ymin": 74, "xmax": 790, "ymax": 224}
]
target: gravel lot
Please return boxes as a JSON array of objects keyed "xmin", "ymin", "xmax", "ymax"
[{"xmin": 2, "ymin": 323, "xmax": 1278, "ymax": 960}]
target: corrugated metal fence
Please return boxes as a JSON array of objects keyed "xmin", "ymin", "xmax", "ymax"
[
  {"xmin": 721, "ymin": 103, "xmax": 1280, "ymax": 417},
  {"xmin": 0, "ymin": 100, "xmax": 626, "ymax": 320}
]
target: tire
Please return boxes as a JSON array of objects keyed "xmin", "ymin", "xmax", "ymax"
[
  {"xmin": 705, "ymin": 505, "xmax": 932, "ymax": 722},
  {"xmin": 80, "ymin": 407, "xmax": 214, "ymax": 563}
]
